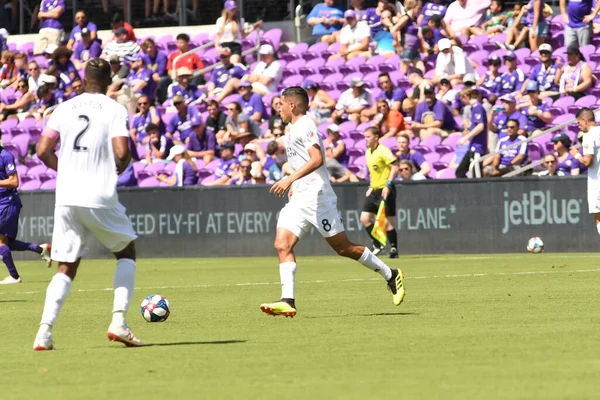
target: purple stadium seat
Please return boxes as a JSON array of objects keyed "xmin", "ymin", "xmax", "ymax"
[
  {"xmin": 434, "ymin": 145, "xmax": 454, "ymax": 155},
  {"xmin": 366, "ymin": 55, "xmax": 385, "ymax": 66},
  {"xmin": 18, "ymin": 118, "xmax": 36, "ymax": 130},
  {"xmin": 441, "ymin": 134, "xmax": 461, "ymax": 149},
  {"xmin": 291, "ymin": 42, "xmax": 309, "ymax": 55},
  {"xmin": 263, "ymin": 29, "xmax": 282, "ymax": 51},
  {"xmin": 440, "ymin": 152, "xmax": 455, "ymax": 165},
  {"xmin": 146, "ymin": 162, "xmax": 168, "ymax": 174},
  {"xmin": 306, "ymin": 73, "xmax": 324, "ymax": 83},
  {"xmin": 380, "ymin": 137, "xmax": 397, "ymax": 152},
  {"xmin": 132, "ymin": 162, "xmax": 145, "ymax": 178},
  {"xmin": 342, "ymin": 72, "xmax": 364, "ymax": 83},
  {"xmin": 428, "ymin": 168, "xmax": 437, "ymax": 179},
  {"xmin": 424, "ymin": 152, "xmax": 440, "ymax": 164},
  {"xmin": 16, "ymin": 165, "xmax": 28, "ymax": 176},
  {"xmin": 27, "ymin": 164, "xmax": 47, "ymax": 177},
  {"xmin": 342, "ymin": 138, "xmax": 355, "ymax": 150},
  {"xmin": 328, "ymin": 89, "xmax": 341, "ymax": 101},
  {"xmin": 528, "ymin": 142, "xmax": 544, "ymax": 161},
  {"xmin": 137, "ymin": 170, "xmax": 154, "ymax": 181},
  {"xmin": 39, "ymin": 171, "xmax": 56, "ymax": 183},
  {"xmin": 299, "ymin": 58, "xmax": 325, "ymax": 77},
  {"xmin": 139, "ymin": 177, "xmax": 160, "ymax": 187},
  {"xmin": 356, "ymin": 121, "xmax": 374, "ymax": 131},
  {"xmin": 436, "ymin": 168, "xmax": 456, "ymax": 179},
  {"xmin": 354, "ymin": 139, "xmax": 366, "ymax": 149},
  {"xmin": 420, "ymin": 135, "xmax": 442, "ymax": 149},
  {"xmin": 553, "ymin": 113, "xmax": 576, "ymax": 127},
  {"xmin": 282, "ymin": 74, "xmax": 304, "ymax": 87},
  {"xmin": 349, "ymin": 130, "xmax": 363, "ymax": 141},
  {"xmin": 339, "ymin": 121, "xmax": 356, "ymax": 135},
  {"xmin": 347, "ymin": 147, "xmax": 365, "ymax": 160},
  {"xmin": 285, "ymin": 58, "xmax": 306, "ymax": 74},
  {"xmin": 12, "ymin": 134, "xmax": 30, "ymax": 157},
  {"xmin": 205, "ymin": 159, "xmax": 219, "ymax": 170},
  {"xmin": 412, "ymin": 145, "xmax": 430, "ymax": 155},
  {"xmin": 21, "ymin": 179, "xmax": 42, "ymax": 190},
  {"xmin": 433, "ymin": 161, "xmax": 449, "ymax": 171},
  {"xmin": 0, "ymin": 119, "xmax": 18, "ymax": 133},
  {"xmin": 201, "ymin": 175, "xmax": 217, "ymax": 185},
  {"xmin": 469, "ymin": 34, "xmax": 489, "ymax": 48}
]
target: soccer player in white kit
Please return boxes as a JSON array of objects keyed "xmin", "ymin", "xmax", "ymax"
[
  {"xmin": 260, "ymin": 87, "xmax": 405, "ymax": 317},
  {"xmin": 573, "ymin": 108, "xmax": 600, "ymax": 228},
  {"xmin": 32, "ymin": 58, "xmax": 142, "ymax": 350}
]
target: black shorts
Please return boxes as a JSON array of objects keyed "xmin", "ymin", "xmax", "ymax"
[
  {"xmin": 362, "ymin": 187, "xmax": 396, "ymax": 217},
  {"xmin": 220, "ymin": 42, "xmax": 242, "ymax": 55}
]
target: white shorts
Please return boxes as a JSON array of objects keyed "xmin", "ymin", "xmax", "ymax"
[
  {"xmin": 277, "ymin": 198, "xmax": 345, "ymax": 239},
  {"xmin": 588, "ymin": 189, "xmax": 600, "ymax": 213},
  {"xmin": 51, "ymin": 204, "xmax": 138, "ymax": 263}
]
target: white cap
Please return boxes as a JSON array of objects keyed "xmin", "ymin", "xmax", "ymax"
[
  {"xmin": 539, "ymin": 43, "xmax": 552, "ymax": 53},
  {"xmin": 438, "ymin": 38, "xmax": 451, "ymax": 51},
  {"xmin": 40, "ymin": 74, "xmax": 57, "ymax": 84},
  {"xmin": 167, "ymin": 144, "xmax": 185, "ymax": 161},
  {"xmin": 244, "ymin": 143, "xmax": 257, "ymax": 152},
  {"xmin": 45, "ymin": 44, "xmax": 58, "ymax": 55},
  {"xmin": 258, "ymin": 44, "xmax": 275, "ymax": 55},
  {"xmin": 327, "ymin": 124, "xmax": 340, "ymax": 133}
]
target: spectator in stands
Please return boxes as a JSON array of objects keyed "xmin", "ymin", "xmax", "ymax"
[
  {"xmin": 0, "ymin": 29, "xmax": 7, "ymax": 54},
  {"xmin": 443, "ymin": 0, "xmax": 491, "ymax": 38},
  {"xmin": 167, "ymin": 67, "xmax": 202, "ymax": 106},
  {"xmin": 362, "ymin": 0, "xmax": 393, "ymax": 36},
  {"xmin": 157, "ymin": 145, "xmax": 199, "ymax": 186},
  {"xmin": 35, "ymin": 0, "xmax": 65, "ymax": 55},
  {"xmin": 67, "ymin": 9, "xmax": 97, "ymax": 50},
  {"xmin": 246, "ymin": 44, "xmax": 283, "ymax": 96},
  {"xmin": 44, "ymin": 65, "xmax": 70, "ymax": 100},
  {"xmin": 402, "ymin": 97, "xmax": 417, "ymax": 118},
  {"xmin": 229, "ymin": 158, "xmax": 256, "ymax": 185},
  {"xmin": 215, "ymin": 0, "xmax": 262, "ymax": 64},
  {"xmin": 205, "ymin": 100, "xmax": 228, "ymax": 144},
  {"xmin": 72, "ymin": 28, "xmax": 102, "ymax": 71},
  {"xmin": 111, "ymin": 12, "xmax": 136, "ymax": 42},
  {"xmin": 391, "ymin": 0, "xmax": 424, "ymax": 74},
  {"xmin": 501, "ymin": 0, "xmax": 548, "ymax": 51},
  {"xmin": 102, "ymin": 27, "xmax": 141, "ymax": 63},
  {"xmin": 131, "ymin": 94, "xmax": 163, "ymax": 144},
  {"xmin": 187, "ymin": 121, "xmax": 216, "ymax": 165},
  {"xmin": 239, "ymin": 143, "xmax": 265, "ymax": 172},
  {"xmin": 437, "ymin": 75, "xmax": 456, "ymax": 105},
  {"xmin": 560, "ymin": 45, "xmax": 594, "ymax": 100},
  {"xmin": 520, "ymin": 43, "xmax": 562, "ymax": 99},
  {"xmin": 552, "ymin": 133, "xmax": 580, "ymax": 175},
  {"xmin": 165, "ymin": 33, "xmax": 204, "ymax": 89},
  {"xmin": 142, "ymin": 39, "xmax": 168, "ymax": 94},
  {"xmin": 332, "ymin": 77, "xmax": 372, "ymax": 124},
  {"xmin": 265, "ymin": 96, "xmax": 289, "ymax": 138},
  {"xmin": 498, "ymin": 52, "xmax": 525, "ymax": 96},
  {"xmin": 265, "ymin": 140, "xmax": 286, "ymax": 182},
  {"xmin": 117, "ymin": 163, "xmax": 138, "ymax": 188},
  {"xmin": 11, "ymin": 53, "xmax": 28, "ymax": 88},
  {"xmin": 456, "ymin": 89, "xmax": 488, "ymax": 178},
  {"xmin": 145, "ymin": 122, "xmax": 173, "ymax": 164},
  {"xmin": 303, "ymin": 80, "xmax": 335, "ymax": 125},
  {"xmin": 451, "ymin": 73, "xmax": 477, "ymax": 116},
  {"xmin": 537, "ymin": 153, "xmax": 565, "ymax": 176},
  {"xmin": 166, "ymin": 95, "xmax": 202, "ymax": 143},
  {"xmin": 410, "ymin": 84, "xmax": 457, "ymax": 138},
  {"xmin": 107, "ymin": 54, "xmax": 152, "ymax": 111},
  {"xmin": 208, "ymin": 47, "xmax": 247, "ymax": 103},
  {"xmin": 517, "ymin": 81, "xmax": 552, "ymax": 134},
  {"xmin": 433, "ymin": 38, "xmax": 475, "ymax": 85},
  {"xmin": 396, "ymin": 133, "xmax": 430, "ymax": 178},
  {"xmin": 407, "ymin": 67, "xmax": 431, "ymax": 102},
  {"xmin": 51, "ymin": 46, "xmax": 77, "ymax": 82},
  {"xmin": 329, "ymin": 10, "xmax": 372, "ymax": 61},
  {"xmin": 237, "ymin": 79, "xmax": 265, "ymax": 122},
  {"xmin": 225, "ymin": 101, "xmax": 262, "ymax": 142},
  {"xmin": 307, "ymin": 0, "xmax": 345, "ymax": 45},
  {"xmin": 69, "ymin": 78, "xmax": 84, "ymax": 98},
  {"xmin": 206, "ymin": 141, "xmax": 239, "ymax": 186},
  {"xmin": 322, "ymin": 125, "xmax": 358, "ymax": 183},
  {"xmin": 417, "ymin": 0, "xmax": 447, "ymax": 26},
  {"xmin": 488, "ymin": 118, "xmax": 528, "ymax": 176},
  {"xmin": 362, "ymin": 73, "xmax": 406, "ymax": 123},
  {"xmin": 374, "ymin": 8, "xmax": 397, "ymax": 56},
  {"xmin": 0, "ymin": 51, "xmax": 17, "ymax": 88},
  {"xmin": 489, "ymin": 94, "xmax": 528, "ymax": 138},
  {"xmin": 0, "ymin": 79, "xmax": 35, "ymax": 122},
  {"xmin": 466, "ymin": 0, "xmax": 507, "ymax": 37},
  {"xmin": 108, "ymin": 54, "xmax": 130, "ymax": 91},
  {"xmin": 560, "ymin": 0, "xmax": 600, "ymax": 48},
  {"xmin": 27, "ymin": 61, "xmax": 42, "ymax": 94},
  {"xmin": 375, "ymin": 98, "xmax": 407, "ymax": 139},
  {"xmin": 397, "ymin": 159, "xmax": 427, "ymax": 180},
  {"xmin": 31, "ymin": 83, "xmax": 58, "ymax": 121}
]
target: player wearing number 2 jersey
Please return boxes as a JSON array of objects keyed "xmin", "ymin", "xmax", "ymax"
[
  {"xmin": 33, "ymin": 58, "xmax": 142, "ymax": 350},
  {"xmin": 259, "ymin": 86, "xmax": 405, "ymax": 318}
]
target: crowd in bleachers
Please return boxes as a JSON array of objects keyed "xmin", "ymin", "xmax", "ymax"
[{"xmin": 1, "ymin": 0, "xmax": 600, "ymax": 190}]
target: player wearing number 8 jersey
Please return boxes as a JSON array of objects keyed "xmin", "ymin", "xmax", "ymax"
[
  {"xmin": 260, "ymin": 86, "xmax": 405, "ymax": 318},
  {"xmin": 33, "ymin": 58, "xmax": 142, "ymax": 350}
]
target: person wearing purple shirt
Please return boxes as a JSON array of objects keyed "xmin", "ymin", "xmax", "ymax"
[
  {"xmin": 362, "ymin": 1, "xmax": 390, "ymax": 36},
  {"xmin": 499, "ymin": 52, "xmax": 525, "ymax": 95},
  {"xmin": 127, "ymin": 55, "xmax": 156, "ymax": 103},
  {"xmin": 207, "ymin": 47, "xmax": 248, "ymax": 103},
  {"xmin": 0, "ymin": 147, "xmax": 52, "ymax": 284},
  {"xmin": 237, "ymin": 80, "xmax": 266, "ymax": 122},
  {"xmin": 524, "ymin": 0, "xmax": 548, "ymax": 51},
  {"xmin": 491, "ymin": 95, "xmax": 529, "ymax": 139},
  {"xmin": 552, "ymin": 133, "xmax": 581, "ymax": 175},
  {"xmin": 35, "ymin": 0, "xmax": 65, "ymax": 56},
  {"xmin": 489, "ymin": 119, "xmax": 528, "ymax": 176},
  {"xmin": 411, "ymin": 85, "xmax": 458, "ymax": 138},
  {"xmin": 206, "ymin": 141, "xmax": 240, "ymax": 186},
  {"xmin": 131, "ymin": 95, "xmax": 164, "ymax": 143},
  {"xmin": 519, "ymin": 43, "xmax": 562, "ymax": 98},
  {"xmin": 157, "ymin": 146, "xmax": 199, "ymax": 187},
  {"xmin": 117, "ymin": 163, "xmax": 138, "ymax": 187},
  {"xmin": 478, "ymin": 55, "xmax": 502, "ymax": 97},
  {"xmin": 456, "ymin": 89, "xmax": 487, "ymax": 178},
  {"xmin": 561, "ymin": 0, "xmax": 600, "ymax": 47},
  {"xmin": 145, "ymin": 123, "xmax": 174, "ymax": 165},
  {"xmin": 396, "ymin": 133, "xmax": 431, "ymax": 178},
  {"xmin": 141, "ymin": 38, "xmax": 168, "ymax": 91},
  {"xmin": 187, "ymin": 123, "xmax": 216, "ymax": 165},
  {"xmin": 167, "ymin": 67, "xmax": 203, "ymax": 106},
  {"xmin": 517, "ymin": 81, "xmax": 552, "ymax": 133},
  {"xmin": 393, "ymin": 1, "xmax": 425, "ymax": 74},
  {"xmin": 418, "ymin": 0, "xmax": 447, "ymax": 26},
  {"xmin": 229, "ymin": 159, "xmax": 256, "ymax": 185},
  {"xmin": 72, "ymin": 28, "xmax": 102, "ymax": 71},
  {"xmin": 67, "ymin": 10, "xmax": 98, "ymax": 50},
  {"xmin": 363, "ymin": 72, "xmax": 406, "ymax": 121},
  {"xmin": 166, "ymin": 97, "xmax": 201, "ymax": 142}
]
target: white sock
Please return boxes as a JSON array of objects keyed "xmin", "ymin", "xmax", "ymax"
[
  {"xmin": 279, "ymin": 261, "xmax": 297, "ymax": 300},
  {"xmin": 112, "ymin": 258, "xmax": 136, "ymax": 325},
  {"xmin": 358, "ymin": 247, "xmax": 393, "ymax": 281},
  {"xmin": 40, "ymin": 273, "xmax": 72, "ymax": 328}
]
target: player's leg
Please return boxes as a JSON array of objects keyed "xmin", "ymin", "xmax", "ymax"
[
  {"xmin": 0, "ymin": 233, "xmax": 21, "ymax": 284},
  {"xmin": 360, "ymin": 189, "xmax": 384, "ymax": 254},
  {"xmin": 0, "ymin": 203, "xmax": 28, "ymax": 283},
  {"xmin": 594, "ymin": 213, "xmax": 600, "ymax": 235},
  {"xmin": 7, "ymin": 239, "xmax": 52, "ymax": 267},
  {"xmin": 384, "ymin": 186, "xmax": 398, "ymax": 259}
]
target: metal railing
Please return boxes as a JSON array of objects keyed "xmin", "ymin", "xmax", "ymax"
[{"xmin": 468, "ymin": 109, "xmax": 600, "ymax": 177}]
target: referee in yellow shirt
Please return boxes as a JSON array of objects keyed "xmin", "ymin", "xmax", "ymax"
[{"xmin": 359, "ymin": 127, "xmax": 399, "ymax": 258}]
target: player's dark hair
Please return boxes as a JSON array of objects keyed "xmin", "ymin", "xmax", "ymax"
[
  {"xmin": 37, "ymin": 84, "xmax": 51, "ymax": 98},
  {"xmin": 176, "ymin": 33, "xmax": 190, "ymax": 42},
  {"xmin": 576, "ymin": 107, "xmax": 595, "ymax": 122},
  {"xmin": 378, "ymin": 72, "xmax": 391, "ymax": 80},
  {"xmin": 146, "ymin": 123, "xmax": 160, "ymax": 134},
  {"xmin": 366, "ymin": 126, "xmax": 382, "ymax": 138},
  {"xmin": 282, "ymin": 86, "xmax": 309, "ymax": 112},
  {"xmin": 507, "ymin": 118, "xmax": 520, "ymax": 129},
  {"xmin": 84, "ymin": 58, "xmax": 112, "ymax": 94},
  {"xmin": 267, "ymin": 140, "xmax": 279, "ymax": 156}
]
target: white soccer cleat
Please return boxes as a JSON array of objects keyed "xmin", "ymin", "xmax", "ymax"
[
  {"xmin": 0, "ymin": 276, "xmax": 22, "ymax": 284},
  {"xmin": 40, "ymin": 243, "xmax": 52, "ymax": 268},
  {"xmin": 33, "ymin": 332, "xmax": 54, "ymax": 351},
  {"xmin": 107, "ymin": 323, "xmax": 144, "ymax": 347}
]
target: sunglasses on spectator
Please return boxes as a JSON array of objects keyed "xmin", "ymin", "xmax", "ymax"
[
  {"xmin": 240, "ymin": 165, "xmax": 251, "ymax": 169},
  {"xmin": 540, "ymin": 51, "xmax": 551, "ymax": 55},
  {"xmin": 399, "ymin": 167, "xmax": 410, "ymax": 172}
]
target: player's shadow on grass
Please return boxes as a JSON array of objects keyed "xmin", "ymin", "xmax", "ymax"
[
  {"xmin": 143, "ymin": 340, "xmax": 247, "ymax": 347},
  {"xmin": 0, "ymin": 300, "xmax": 28, "ymax": 303}
]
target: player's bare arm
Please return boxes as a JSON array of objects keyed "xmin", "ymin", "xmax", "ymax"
[
  {"xmin": 382, "ymin": 161, "xmax": 399, "ymax": 200},
  {"xmin": 37, "ymin": 134, "xmax": 59, "ymax": 171},
  {"xmin": 113, "ymin": 136, "xmax": 131, "ymax": 174},
  {"xmin": 571, "ymin": 147, "xmax": 593, "ymax": 167},
  {"xmin": 0, "ymin": 173, "xmax": 18, "ymax": 189},
  {"xmin": 270, "ymin": 144, "xmax": 323, "ymax": 197}
]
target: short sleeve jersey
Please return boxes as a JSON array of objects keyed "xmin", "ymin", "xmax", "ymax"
[
  {"xmin": 45, "ymin": 93, "xmax": 129, "ymax": 209},
  {"xmin": 366, "ymin": 144, "xmax": 396, "ymax": 190},
  {"xmin": 582, "ymin": 126, "xmax": 600, "ymax": 187},
  {"xmin": 285, "ymin": 115, "xmax": 336, "ymax": 204}
]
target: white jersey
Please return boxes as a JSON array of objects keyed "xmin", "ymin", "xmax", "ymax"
[
  {"xmin": 46, "ymin": 93, "xmax": 129, "ymax": 209},
  {"xmin": 285, "ymin": 115, "xmax": 337, "ymax": 204},
  {"xmin": 583, "ymin": 126, "xmax": 600, "ymax": 190}
]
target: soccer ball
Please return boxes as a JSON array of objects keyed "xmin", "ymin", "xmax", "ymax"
[
  {"xmin": 527, "ymin": 237, "xmax": 544, "ymax": 253},
  {"xmin": 141, "ymin": 294, "xmax": 170, "ymax": 322}
]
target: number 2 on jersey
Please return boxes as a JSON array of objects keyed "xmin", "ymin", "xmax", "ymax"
[{"xmin": 73, "ymin": 115, "xmax": 90, "ymax": 151}]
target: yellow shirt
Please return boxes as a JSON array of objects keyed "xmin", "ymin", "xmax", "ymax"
[{"xmin": 366, "ymin": 144, "xmax": 397, "ymax": 190}]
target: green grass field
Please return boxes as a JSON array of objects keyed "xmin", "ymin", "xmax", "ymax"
[{"xmin": 1, "ymin": 254, "xmax": 599, "ymax": 400}]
